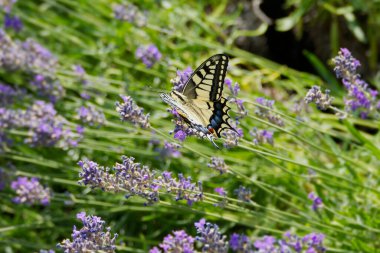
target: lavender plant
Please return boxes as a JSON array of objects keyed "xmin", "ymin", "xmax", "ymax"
[
  {"xmin": 135, "ymin": 44, "xmax": 162, "ymax": 68},
  {"xmin": 57, "ymin": 212, "xmax": 118, "ymax": 253},
  {"xmin": 332, "ymin": 48, "xmax": 379, "ymax": 118},
  {"xmin": 11, "ymin": 176, "xmax": 50, "ymax": 205},
  {"xmin": 78, "ymin": 156, "xmax": 202, "ymax": 205},
  {"xmin": 116, "ymin": 95, "xmax": 150, "ymax": 128}
]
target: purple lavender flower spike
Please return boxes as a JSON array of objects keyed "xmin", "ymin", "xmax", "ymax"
[
  {"xmin": 113, "ymin": 3, "xmax": 147, "ymax": 27},
  {"xmin": 171, "ymin": 67, "xmax": 193, "ymax": 92},
  {"xmin": 332, "ymin": 48, "xmax": 379, "ymax": 118},
  {"xmin": 234, "ymin": 185, "xmax": 252, "ymax": 202},
  {"xmin": 22, "ymin": 101, "xmax": 79, "ymax": 147},
  {"xmin": 160, "ymin": 172, "xmax": 203, "ymax": 205},
  {"xmin": 11, "ymin": 177, "xmax": 51, "ymax": 205},
  {"xmin": 255, "ymin": 97, "xmax": 284, "ymax": 126},
  {"xmin": 79, "ymin": 156, "xmax": 160, "ymax": 205},
  {"xmin": 151, "ymin": 230, "xmax": 195, "ymax": 253},
  {"xmin": 57, "ymin": 212, "xmax": 118, "ymax": 253},
  {"xmin": 0, "ymin": 83, "xmax": 19, "ymax": 106},
  {"xmin": 4, "ymin": 14, "xmax": 22, "ymax": 32},
  {"xmin": 214, "ymin": 187, "xmax": 226, "ymax": 196},
  {"xmin": 77, "ymin": 106, "xmax": 105, "ymax": 127},
  {"xmin": 135, "ymin": 44, "xmax": 162, "ymax": 68},
  {"xmin": 174, "ymin": 129, "xmax": 187, "ymax": 142},
  {"xmin": 208, "ymin": 157, "xmax": 229, "ymax": 174},
  {"xmin": 149, "ymin": 247, "xmax": 162, "ymax": 253},
  {"xmin": 30, "ymin": 74, "xmax": 64, "ymax": 102},
  {"xmin": 159, "ymin": 141, "xmax": 181, "ymax": 158},
  {"xmin": 194, "ymin": 218, "xmax": 229, "ymax": 253},
  {"xmin": 116, "ymin": 95, "xmax": 150, "ymax": 128},
  {"xmin": 229, "ymin": 233, "xmax": 253, "ymax": 252},
  {"xmin": 304, "ymin": 86, "xmax": 333, "ymax": 110},
  {"xmin": 253, "ymin": 235, "xmax": 276, "ymax": 251},
  {"xmin": 250, "ymin": 127, "xmax": 274, "ymax": 145},
  {"xmin": 78, "ymin": 156, "xmax": 203, "ymax": 205},
  {"xmin": 39, "ymin": 250, "xmax": 55, "ymax": 253},
  {"xmin": 308, "ymin": 192, "xmax": 323, "ymax": 211}
]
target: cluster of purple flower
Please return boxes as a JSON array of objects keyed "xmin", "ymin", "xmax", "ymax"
[
  {"xmin": 30, "ymin": 74, "xmax": 64, "ymax": 103},
  {"xmin": 150, "ymin": 230, "xmax": 195, "ymax": 253},
  {"xmin": 77, "ymin": 105, "xmax": 105, "ymax": 127},
  {"xmin": 0, "ymin": 30, "xmax": 58, "ymax": 74},
  {"xmin": 115, "ymin": 95, "xmax": 150, "ymax": 128},
  {"xmin": 304, "ymin": 86, "xmax": 333, "ymax": 111},
  {"xmin": 113, "ymin": 3, "xmax": 147, "ymax": 27},
  {"xmin": 234, "ymin": 185, "xmax": 252, "ymax": 202},
  {"xmin": 150, "ymin": 218, "xmax": 326, "ymax": 253},
  {"xmin": 255, "ymin": 97, "xmax": 285, "ymax": 127},
  {"xmin": 250, "ymin": 127, "xmax": 274, "ymax": 146},
  {"xmin": 222, "ymin": 121, "xmax": 243, "ymax": 149},
  {"xmin": 57, "ymin": 212, "xmax": 118, "ymax": 253},
  {"xmin": 208, "ymin": 156, "xmax": 229, "ymax": 174},
  {"xmin": 332, "ymin": 48, "xmax": 379, "ymax": 118},
  {"xmin": 78, "ymin": 156, "xmax": 202, "ymax": 205},
  {"xmin": 308, "ymin": 192, "xmax": 323, "ymax": 211},
  {"xmin": 0, "ymin": 100, "xmax": 82, "ymax": 149},
  {"xmin": 214, "ymin": 187, "xmax": 228, "ymax": 207},
  {"xmin": 11, "ymin": 176, "xmax": 51, "ymax": 205},
  {"xmin": 170, "ymin": 67, "xmax": 193, "ymax": 92},
  {"xmin": 195, "ymin": 218, "xmax": 229, "ymax": 252},
  {"xmin": 4, "ymin": 14, "xmax": 22, "ymax": 32},
  {"xmin": 225, "ymin": 78, "xmax": 248, "ymax": 118},
  {"xmin": 135, "ymin": 44, "xmax": 162, "ymax": 68},
  {"xmin": 0, "ymin": 29, "xmax": 63, "ymax": 102},
  {"xmin": 0, "ymin": 82, "xmax": 21, "ymax": 106}
]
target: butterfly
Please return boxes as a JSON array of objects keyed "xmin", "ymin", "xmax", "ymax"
[{"xmin": 160, "ymin": 54, "xmax": 237, "ymax": 148}]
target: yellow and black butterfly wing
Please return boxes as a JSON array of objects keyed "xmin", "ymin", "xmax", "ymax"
[
  {"xmin": 182, "ymin": 54, "xmax": 228, "ymax": 101},
  {"xmin": 191, "ymin": 98, "xmax": 236, "ymax": 138}
]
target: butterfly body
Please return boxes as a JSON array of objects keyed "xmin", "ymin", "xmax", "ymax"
[{"xmin": 161, "ymin": 54, "xmax": 236, "ymax": 148}]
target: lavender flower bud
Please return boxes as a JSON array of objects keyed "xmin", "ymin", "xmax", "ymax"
[
  {"xmin": 159, "ymin": 141, "xmax": 181, "ymax": 158},
  {"xmin": 57, "ymin": 212, "xmax": 118, "ymax": 253},
  {"xmin": 304, "ymin": 86, "xmax": 333, "ymax": 110},
  {"xmin": 151, "ymin": 230, "xmax": 195, "ymax": 253},
  {"xmin": 113, "ymin": 3, "xmax": 147, "ymax": 27},
  {"xmin": 11, "ymin": 177, "xmax": 51, "ymax": 205},
  {"xmin": 332, "ymin": 48, "xmax": 379, "ymax": 118},
  {"xmin": 208, "ymin": 157, "xmax": 229, "ymax": 174},
  {"xmin": 253, "ymin": 235, "xmax": 276, "ymax": 251},
  {"xmin": 250, "ymin": 127, "xmax": 274, "ymax": 146},
  {"xmin": 4, "ymin": 14, "xmax": 23, "ymax": 32},
  {"xmin": 194, "ymin": 218, "xmax": 229, "ymax": 253},
  {"xmin": 77, "ymin": 106, "xmax": 105, "ymax": 127},
  {"xmin": 255, "ymin": 97, "xmax": 284, "ymax": 127},
  {"xmin": 116, "ymin": 95, "xmax": 150, "ymax": 128},
  {"xmin": 234, "ymin": 185, "xmax": 252, "ymax": 202},
  {"xmin": 0, "ymin": 83, "xmax": 20, "ymax": 106},
  {"xmin": 30, "ymin": 74, "xmax": 64, "ymax": 102},
  {"xmin": 171, "ymin": 67, "xmax": 193, "ymax": 92},
  {"xmin": 135, "ymin": 44, "xmax": 162, "ymax": 68},
  {"xmin": 160, "ymin": 171, "xmax": 203, "ymax": 205},
  {"xmin": 230, "ymin": 233, "xmax": 253, "ymax": 252},
  {"xmin": 308, "ymin": 192, "xmax": 323, "ymax": 211},
  {"xmin": 79, "ymin": 156, "xmax": 203, "ymax": 205}
]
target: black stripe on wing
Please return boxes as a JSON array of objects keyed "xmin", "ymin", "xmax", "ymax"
[
  {"xmin": 208, "ymin": 98, "xmax": 237, "ymax": 138},
  {"xmin": 182, "ymin": 54, "xmax": 229, "ymax": 102}
]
